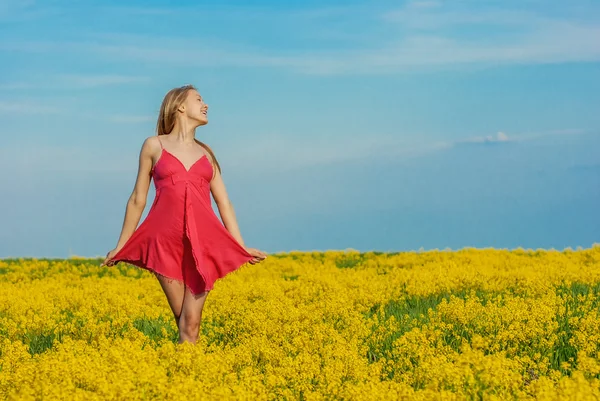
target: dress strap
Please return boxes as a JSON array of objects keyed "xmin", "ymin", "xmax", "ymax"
[{"xmin": 157, "ymin": 136, "xmax": 164, "ymax": 149}]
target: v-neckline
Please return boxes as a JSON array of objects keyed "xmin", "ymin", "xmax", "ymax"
[{"xmin": 162, "ymin": 148, "xmax": 208, "ymax": 173}]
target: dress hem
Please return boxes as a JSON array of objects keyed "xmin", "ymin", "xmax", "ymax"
[
  {"xmin": 110, "ymin": 257, "xmax": 211, "ymax": 295},
  {"xmin": 109, "ymin": 256, "xmax": 255, "ymax": 295}
]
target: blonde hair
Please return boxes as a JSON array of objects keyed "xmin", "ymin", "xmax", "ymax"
[{"xmin": 156, "ymin": 84, "xmax": 221, "ymax": 174}]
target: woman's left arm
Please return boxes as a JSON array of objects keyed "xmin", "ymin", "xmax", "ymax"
[
  {"xmin": 206, "ymin": 148, "xmax": 267, "ymax": 263},
  {"xmin": 210, "ymin": 167, "xmax": 246, "ymax": 246}
]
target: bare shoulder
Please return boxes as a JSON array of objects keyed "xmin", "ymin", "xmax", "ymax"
[
  {"xmin": 198, "ymin": 140, "xmax": 216, "ymax": 160},
  {"xmin": 200, "ymin": 140, "xmax": 214, "ymax": 152},
  {"xmin": 140, "ymin": 136, "xmax": 162, "ymax": 155}
]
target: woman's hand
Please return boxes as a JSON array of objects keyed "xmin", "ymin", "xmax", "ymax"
[
  {"xmin": 245, "ymin": 247, "xmax": 267, "ymax": 264},
  {"xmin": 100, "ymin": 248, "xmax": 120, "ymax": 267}
]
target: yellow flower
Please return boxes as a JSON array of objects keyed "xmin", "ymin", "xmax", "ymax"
[{"xmin": 0, "ymin": 245, "xmax": 599, "ymax": 399}]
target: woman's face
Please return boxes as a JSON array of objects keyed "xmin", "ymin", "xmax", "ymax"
[{"xmin": 183, "ymin": 89, "xmax": 208, "ymax": 126}]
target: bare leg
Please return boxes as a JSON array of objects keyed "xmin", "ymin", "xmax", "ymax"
[
  {"xmin": 178, "ymin": 286, "xmax": 210, "ymax": 344},
  {"xmin": 155, "ymin": 274, "xmax": 185, "ymax": 327}
]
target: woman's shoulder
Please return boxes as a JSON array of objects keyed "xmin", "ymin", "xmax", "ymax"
[
  {"xmin": 140, "ymin": 135, "xmax": 163, "ymax": 151},
  {"xmin": 195, "ymin": 139, "xmax": 216, "ymax": 158}
]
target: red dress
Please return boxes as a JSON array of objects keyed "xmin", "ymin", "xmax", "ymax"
[{"xmin": 109, "ymin": 138, "xmax": 255, "ymax": 294}]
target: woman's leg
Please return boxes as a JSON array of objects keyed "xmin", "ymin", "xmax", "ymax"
[
  {"xmin": 155, "ymin": 274, "xmax": 185, "ymax": 327},
  {"xmin": 178, "ymin": 287, "xmax": 210, "ymax": 344}
]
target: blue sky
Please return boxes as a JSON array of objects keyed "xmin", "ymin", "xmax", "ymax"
[{"xmin": 0, "ymin": 0, "xmax": 599, "ymax": 257}]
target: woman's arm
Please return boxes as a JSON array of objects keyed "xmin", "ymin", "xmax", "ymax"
[
  {"xmin": 208, "ymin": 149, "xmax": 267, "ymax": 263},
  {"xmin": 112, "ymin": 137, "xmax": 157, "ymax": 250},
  {"xmin": 210, "ymin": 167, "xmax": 246, "ymax": 247}
]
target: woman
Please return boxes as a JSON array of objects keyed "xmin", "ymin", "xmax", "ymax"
[{"xmin": 101, "ymin": 84, "xmax": 267, "ymax": 344}]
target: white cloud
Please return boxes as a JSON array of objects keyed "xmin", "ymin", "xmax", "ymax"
[
  {"xmin": 497, "ymin": 132, "xmax": 509, "ymax": 142},
  {"xmin": 383, "ymin": 7, "xmax": 536, "ymax": 27},
  {"xmin": 0, "ymin": 0, "xmax": 60, "ymax": 22},
  {"xmin": 408, "ymin": 1, "xmax": 443, "ymax": 10},
  {"xmin": 0, "ymin": 128, "xmax": 596, "ymax": 179},
  {"xmin": 0, "ymin": 74, "xmax": 150, "ymax": 91},
  {"xmin": 107, "ymin": 115, "xmax": 155, "ymax": 124},
  {"xmin": 0, "ymin": 144, "xmax": 134, "ymax": 175},
  {"xmin": 54, "ymin": 74, "xmax": 150, "ymax": 88},
  {"xmin": 101, "ymin": 5, "xmax": 358, "ymax": 20},
  {"xmin": 0, "ymin": 82, "xmax": 37, "ymax": 90},
  {"xmin": 224, "ymin": 129, "xmax": 568, "ymax": 172},
  {"xmin": 2, "ymin": 4, "xmax": 599, "ymax": 75},
  {"xmin": 0, "ymin": 100, "xmax": 155, "ymax": 123},
  {"xmin": 0, "ymin": 0, "xmax": 35, "ymax": 17},
  {"xmin": 457, "ymin": 131, "xmax": 512, "ymax": 145},
  {"xmin": 0, "ymin": 100, "xmax": 62, "ymax": 114},
  {"xmin": 450, "ymin": 128, "xmax": 595, "ymax": 148}
]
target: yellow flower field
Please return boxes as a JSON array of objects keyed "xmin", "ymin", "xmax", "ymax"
[{"xmin": 1, "ymin": 245, "xmax": 600, "ymax": 400}]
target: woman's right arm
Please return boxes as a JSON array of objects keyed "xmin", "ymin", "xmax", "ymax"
[{"xmin": 102, "ymin": 137, "xmax": 158, "ymax": 265}]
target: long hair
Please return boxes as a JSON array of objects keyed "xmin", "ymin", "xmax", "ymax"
[{"xmin": 156, "ymin": 84, "xmax": 221, "ymax": 175}]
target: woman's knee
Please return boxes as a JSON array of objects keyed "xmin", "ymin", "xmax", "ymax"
[{"xmin": 179, "ymin": 314, "xmax": 201, "ymax": 335}]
